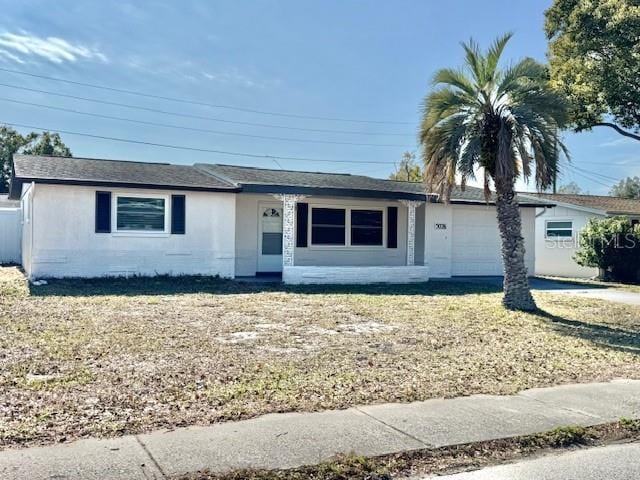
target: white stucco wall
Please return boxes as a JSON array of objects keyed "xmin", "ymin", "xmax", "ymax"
[
  {"xmin": 235, "ymin": 193, "xmax": 414, "ymax": 276},
  {"xmin": 424, "ymin": 203, "xmax": 536, "ymax": 277},
  {"xmin": 534, "ymin": 205, "xmax": 601, "ymax": 278},
  {"xmin": 26, "ymin": 184, "xmax": 236, "ymax": 279}
]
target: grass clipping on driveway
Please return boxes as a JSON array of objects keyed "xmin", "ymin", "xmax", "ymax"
[{"xmin": 1, "ymin": 266, "xmax": 640, "ymax": 448}]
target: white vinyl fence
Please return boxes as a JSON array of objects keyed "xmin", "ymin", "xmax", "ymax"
[{"xmin": 0, "ymin": 208, "xmax": 21, "ymax": 264}]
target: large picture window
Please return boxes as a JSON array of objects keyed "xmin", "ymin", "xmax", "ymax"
[
  {"xmin": 351, "ymin": 209, "xmax": 383, "ymax": 246},
  {"xmin": 311, "ymin": 207, "xmax": 346, "ymax": 245},
  {"xmin": 545, "ymin": 220, "xmax": 573, "ymax": 238},
  {"xmin": 116, "ymin": 196, "xmax": 166, "ymax": 232}
]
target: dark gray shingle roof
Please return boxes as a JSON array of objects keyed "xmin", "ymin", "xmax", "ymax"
[
  {"xmin": 525, "ymin": 192, "xmax": 640, "ymax": 216},
  {"xmin": 197, "ymin": 164, "xmax": 550, "ymax": 205},
  {"xmin": 9, "ymin": 155, "xmax": 552, "ymax": 206},
  {"xmin": 10, "ymin": 155, "xmax": 236, "ymax": 198}
]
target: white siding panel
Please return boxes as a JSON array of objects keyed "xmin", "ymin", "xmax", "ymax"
[{"xmin": 0, "ymin": 208, "xmax": 21, "ymax": 264}]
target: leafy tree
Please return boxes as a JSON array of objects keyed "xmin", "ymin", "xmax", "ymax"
[
  {"xmin": 419, "ymin": 33, "xmax": 568, "ymax": 311},
  {"xmin": 610, "ymin": 176, "xmax": 640, "ymax": 199},
  {"xmin": 0, "ymin": 127, "xmax": 72, "ymax": 192},
  {"xmin": 389, "ymin": 151, "xmax": 423, "ymax": 182},
  {"xmin": 574, "ymin": 216, "xmax": 640, "ymax": 282},
  {"xmin": 556, "ymin": 181, "xmax": 582, "ymax": 194},
  {"xmin": 545, "ymin": 0, "xmax": 640, "ymax": 141}
]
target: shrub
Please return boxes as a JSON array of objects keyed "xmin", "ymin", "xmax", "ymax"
[{"xmin": 574, "ymin": 217, "xmax": 640, "ymax": 282}]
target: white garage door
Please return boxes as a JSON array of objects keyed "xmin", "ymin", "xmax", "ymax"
[{"xmin": 451, "ymin": 206, "xmax": 503, "ymax": 276}]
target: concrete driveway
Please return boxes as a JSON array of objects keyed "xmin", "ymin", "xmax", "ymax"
[{"xmin": 450, "ymin": 276, "xmax": 640, "ymax": 307}]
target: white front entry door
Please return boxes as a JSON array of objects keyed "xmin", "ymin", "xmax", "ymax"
[{"xmin": 257, "ymin": 204, "xmax": 284, "ymax": 273}]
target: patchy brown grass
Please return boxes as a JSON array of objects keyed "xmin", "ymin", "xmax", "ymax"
[{"xmin": 1, "ymin": 266, "xmax": 640, "ymax": 448}]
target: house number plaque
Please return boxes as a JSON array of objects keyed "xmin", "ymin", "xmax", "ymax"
[{"xmin": 435, "ymin": 223, "xmax": 447, "ymax": 230}]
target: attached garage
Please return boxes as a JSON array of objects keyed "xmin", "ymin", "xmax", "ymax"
[
  {"xmin": 425, "ymin": 203, "xmax": 537, "ymax": 278},
  {"xmin": 452, "ymin": 205, "xmax": 536, "ymax": 276},
  {"xmin": 452, "ymin": 206, "xmax": 503, "ymax": 276}
]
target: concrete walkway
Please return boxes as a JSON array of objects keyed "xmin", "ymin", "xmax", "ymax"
[
  {"xmin": 1, "ymin": 380, "xmax": 639, "ymax": 480},
  {"xmin": 450, "ymin": 276, "xmax": 640, "ymax": 307}
]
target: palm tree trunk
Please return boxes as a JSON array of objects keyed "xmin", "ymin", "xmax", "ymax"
[{"xmin": 494, "ymin": 177, "xmax": 537, "ymax": 311}]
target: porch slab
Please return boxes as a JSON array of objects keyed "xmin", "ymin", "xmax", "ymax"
[{"xmin": 282, "ymin": 265, "xmax": 429, "ymax": 284}]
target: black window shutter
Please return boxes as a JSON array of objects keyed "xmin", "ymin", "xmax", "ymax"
[
  {"xmin": 296, "ymin": 202, "xmax": 308, "ymax": 247},
  {"xmin": 171, "ymin": 195, "xmax": 186, "ymax": 234},
  {"xmin": 387, "ymin": 206, "xmax": 398, "ymax": 248},
  {"xmin": 95, "ymin": 191, "xmax": 111, "ymax": 233}
]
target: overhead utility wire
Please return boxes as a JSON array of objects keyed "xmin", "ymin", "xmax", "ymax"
[
  {"xmin": 0, "ymin": 66, "xmax": 412, "ymax": 125},
  {"xmin": 0, "ymin": 83, "xmax": 413, "ymax": 137},
  {"xmin": 0, "ymin": 121, "xmax": 397, "ymax": 165},
  {"xmin": 0, "ymin": 97, "xmax": 412, "ymax": 148}
]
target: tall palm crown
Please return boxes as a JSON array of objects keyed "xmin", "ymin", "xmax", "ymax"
[
  {"xmin": 419, "ymin": 34, "xmax": 569, "ymax": 311},
  {"xmin": 419, "ymin": 33, "xmax": 568, "ymax": 200}
]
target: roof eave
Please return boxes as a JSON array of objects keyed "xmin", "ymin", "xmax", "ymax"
[
  {"xmin": 240, "ymin": 183, "xmax": 428, "ymax": 201},
  {"xmin": 11, "ymin": 177, "xmax": 241, "ymax": 194}
]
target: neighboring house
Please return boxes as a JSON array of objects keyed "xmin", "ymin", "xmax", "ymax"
[
  {"xmin": 8, "ymin": 155, "xmax": 550, "ymax": 283},
  {"xmin": 524, "ymin": 192, "xmax": 640, "ymax": 278}
]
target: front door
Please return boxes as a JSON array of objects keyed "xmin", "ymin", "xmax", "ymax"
[{"xmin": 257, "ymin": 204, "xmax": 283, "ymax": 273}]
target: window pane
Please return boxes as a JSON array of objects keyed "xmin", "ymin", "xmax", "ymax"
[
  {"xmin": 312, "ymin": 226, "xmax": 345, "ymax": 245},
  {"xmin": 262, "ymin": 232, "xmax": 283, "ymax": 254},
  {"xmin": 547, "ymin": 221, "xmax": 572, "ymax": 229},
  {"xmin": 311, "ymin": 208, "xmax": 346, "ymax": 245},
  {"xmin": 351, "ymin": 210, "xmax": 383, "ymax": 227},
  {"xmin": 351, "ymin": 209, "xmax": 383, "ymax": 245},
  {"xmin": 547, "ymin": 229, "xmax": 572, "ymax": 237},
  {"xmin": 352, "ymin": 227, "xmax": 383, "ymax": 245},
  {"xmin": 312, "ymin": 208, "xmax": 345, "ymax": 226},
  {"xmin": 117, "ymin": 197, "xmax": 165, "ymax": 231}
]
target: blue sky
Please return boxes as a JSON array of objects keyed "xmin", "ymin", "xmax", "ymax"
[{"xmin": 0, "ymin": 0, "xmax": 636, "ymax": 193}]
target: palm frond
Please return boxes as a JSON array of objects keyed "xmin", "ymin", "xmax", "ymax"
[
  {"xmin": 485, "ymin": 32, "xmax": 513, "ymax": 83},
  {"xmin": 432, "ymin": 68, "xmax": 478, "ymax": 99}
]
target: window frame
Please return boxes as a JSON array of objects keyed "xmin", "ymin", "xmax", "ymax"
[
  {"xmin": 350, "ymin": 208, "xmax": 385, "ymax": 247},
  {"xmin": 545, "ymin": 219, "xmax": 574, "ymax": 240},
  {"xmin": 113, "ymin": 192, "xmax": 170, "ymax": 236},
  {"xmin": 308, "ymin": 204, "xmax": 387, "ymax": 249}
]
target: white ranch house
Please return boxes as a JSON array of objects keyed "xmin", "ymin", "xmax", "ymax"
[
  {"xmin": 8, "ymin": 155, "xmax": 551, "ymax": 284},
  {"xmin": 523, "ymin": 192, "xmax": 640, "ymax": 278}
]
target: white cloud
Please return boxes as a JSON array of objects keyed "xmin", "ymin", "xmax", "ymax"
[
  {"xmin": 0, "ymin": 31, "xmax": 107, "ymax": 64},
  {"xmin": 202, "ymin": 68, "xmax": 279, "ymax": 89},
  {"xmin": 598, "ymin": 137, "xmax": 636, "ymax": 148}
]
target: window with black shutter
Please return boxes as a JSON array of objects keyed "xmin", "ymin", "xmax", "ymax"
[
  {"xmin": 171, "ymin": 195, "xmax": 186, "ymax": 234},
  {"xmin": 387, "ymin": 206, "xmax": 398, "ymax": 248},
  {"xmin": 95, "ymin": 191, "xmax": 111, "ymax": 233},
  {"xmin": 296, "ymin": 202, "xmax": 308, "ymax": 247}
]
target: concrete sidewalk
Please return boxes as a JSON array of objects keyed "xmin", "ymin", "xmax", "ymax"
[{"xmin": 2, "ymin": 380, "xmax": 639, "ymax": 480}]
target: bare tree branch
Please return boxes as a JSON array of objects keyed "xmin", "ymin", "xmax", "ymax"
[{"xmin": 592, "ymin": 122, "xmax": 640, "ymax": 141}]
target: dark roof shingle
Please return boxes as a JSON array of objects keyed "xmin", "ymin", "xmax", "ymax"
[
  {"xmin": 9, "ymin": 155, "xmax": 552, "ymax": 206},
  {"xmin": 10, "ymin": 155, "xmax": 236, "ymax": 198},
  {"xmin": 526, "ymin": 192, "xmax": 640, "ymax": 216}
]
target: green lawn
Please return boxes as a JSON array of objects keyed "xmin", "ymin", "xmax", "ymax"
[{"xmin": 1, "ymin": 266, "xmax": 639, "ymax": 448}]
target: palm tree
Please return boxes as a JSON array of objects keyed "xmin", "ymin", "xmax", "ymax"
[{"xmin": 419, "ymin": 33, "xmax": 568, "ymax": 311}]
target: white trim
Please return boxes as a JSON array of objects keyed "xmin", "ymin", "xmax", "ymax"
[
  {"xmin": 112, "ymin": 192, "xmax": 170, "ymax": 236},
  {"xmin": 307, "ymin": 204, "xmax": 387, "ymax": 249},
  {"xmin": 544, "ymin": 218, "xmax": 574, "ymax": 240}
]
